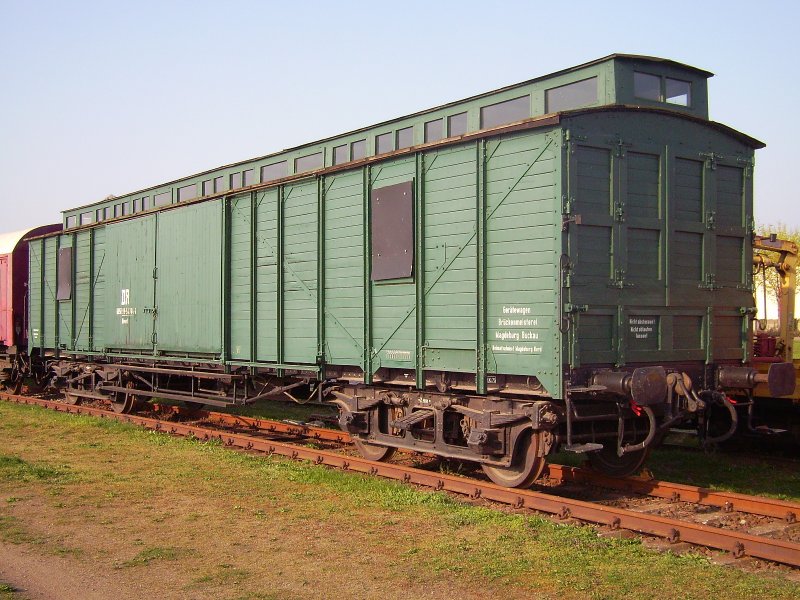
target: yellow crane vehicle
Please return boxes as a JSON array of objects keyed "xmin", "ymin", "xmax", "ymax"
[{"xmin": 751, "ymin": 234, "xmax": 799, "ymax": 441}]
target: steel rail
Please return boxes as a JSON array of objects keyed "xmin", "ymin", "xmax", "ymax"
[
  {"xmin": 178, "ymin": 406, "xmax": 800, "ymax": 522},
  {"xmin": 158, "ymin": 405, "xmax": 350, "ymax": 443},
  {"xmin": 2, "ymin": 393, "xmax": 799, "ymax": 566},
  {"xmin": 544, "ymin": 465, "xmax": 799, "ymax": 522}
]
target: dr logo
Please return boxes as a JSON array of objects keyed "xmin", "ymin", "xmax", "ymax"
[{"xmin": 121, "ymin": 289, "xmax": 130, "ymax": 306}]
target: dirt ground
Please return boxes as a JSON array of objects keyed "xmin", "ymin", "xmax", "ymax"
[
  {"xmin": 0, "ymin": 405, "xmax": 555, "ymax": 600},
  {"xmin": 0, "ymin": 478, "xmax": 531, "ymax": 600},
  {"xmin": 0, "ymin": 542, "xmax": 147, "ymax": 600}
]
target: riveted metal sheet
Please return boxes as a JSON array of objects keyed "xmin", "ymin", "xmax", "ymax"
[
  {"xmin": 563, "ymin": 111, "xmax": 755, "ymax": 370},
  {"xmin": 371, "ymin": 181, "xmax": 413, "ymax": 281}
]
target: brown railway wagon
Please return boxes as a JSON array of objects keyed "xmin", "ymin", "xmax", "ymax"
[{"xmin": 0, "ymin": 224, "xmax": 62, "ymax": 390}]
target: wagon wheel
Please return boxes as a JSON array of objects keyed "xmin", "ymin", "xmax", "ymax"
[
  {"xmin": 481, "ymin": 429, "xmax": 546, "ymax": 488},
  {"xmin": 0, "ymin": 375, "xmax": 22, "ymax": 396},
  {"xmin": 587, "ymin": 446, "xmax": 650, "ymax": 478},
  {"xmin": 1, "ymin": 364, "xmax": 24, "ymax": 395},
  {"xmin": 64, "ymin": 376, "xmax": 87, "ymax": 405},
  {"xmin": 8, "ymin": 365, "xmax": 23, "ymax": 395},
  {"xmin": 585, "ymin": 415, "xmax": 652, "ymax": 477},
  {"xmin": 353, "ymin": 438, "xmax": 396, "ymax": 462},
  {"xmin": 110, "ymin": 379, "xmax": 139, "ymax": 414}
]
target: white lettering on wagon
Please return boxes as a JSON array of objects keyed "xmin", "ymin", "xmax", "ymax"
[
  {"xmin": 494, "ymin": 330, "xmax": 540, "ymax": 341},
  {"xmin": 117, "ymin": 288, "xmax": 135, "ymax": 324},
  {"xmin": 498, "ymin": 317, "xmax": 538, "ymax": 327},
  {"xmin": 491, "ymin": 305, "xmax": 545, "ymax": 354},
  {"xmin": 502, "ymin": 305, "xmax": 531, "ymax": 315},
  {"xmin": 491, "ymin": 344, "xmax": 543, "ymax": 355},
  {"xmin": 385, "ymin": 350, "xmax": 412, "ymax": 362},
  {"xmin": 628, "ymin": 317, "xmax": 657, "ymax": 340}
]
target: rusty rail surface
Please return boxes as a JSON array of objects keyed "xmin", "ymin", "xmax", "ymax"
[
  {"xmin": 161, "ymin": 405, "xmax": 350, "ymax": 443},
  {"xmin": 182, "ymin": 406, "xmax": 799, "ymax": 522},
  {"xmin": 2, "ymin": 393, "xmax": 799, "ymax": 567},
  {"xmin": 543, "ymin": 465, "xmax": 799, "ymax": 522}
]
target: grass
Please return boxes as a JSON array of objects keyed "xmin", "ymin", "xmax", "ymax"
[
  {"xmin": 0, "ymin": 455, "xmax": 71, "ymax": 483},
  {"xmin": 190, "ymin": 564, "xmax": 252, "ymax": 587},
  {"xmin": 0, "ymin": 513, "xmax": 42, "ymax": 545},
  {"xmin": 0, "ymin": 583, "xmax": 17, "ymax": 600},
  {"xmin": 552, "ymin": 446, "xmax": 800, "ymax": 503},
  {"xmin": 0, "ymin": 401, "xmax": 797, "ymax": 599},
  {"xmin": 647, "ymin": 447, "xmax": 800, "ymax": 501},
  {"xmin": 150, "ymin": 397, "xmax": 337, "ymax": 423},
  {"xmin": 222, "ymin": 399, "xmax": 800, "ymax": 502},
  {"xmin": 222, "ymin": 398, "xmax": 337, "ymax": 422},
  {"xmin": 119, "ymin": 546, "xmax": 190, "ymax": 568}
]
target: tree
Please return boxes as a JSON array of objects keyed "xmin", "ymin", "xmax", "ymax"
[{"xmin": 754, "ymin": 223, "xmax": 799, "ymax": 336}]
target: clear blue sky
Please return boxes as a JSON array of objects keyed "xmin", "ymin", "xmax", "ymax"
[{"xmin": 1, "ymin": 0, "xmax": 797, "ymax": 232}]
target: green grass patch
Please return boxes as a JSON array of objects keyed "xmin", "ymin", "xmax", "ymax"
[
  {"xmin": 119, "ymin": 546, "xmax": 191, "ymax": 568},
  {"xmin": 223, "ymin": 399, "xmax": 337, "ymax": 423},
  {"xmin": 189, "ymin": 563, "xmax": 251, "ymax": 587},
  {"xmin": 0, "ymin": 583, "xmax": 18, "ymax": 600},
  {"xmin": 551, "ymin": 444, "xmax": 800, "ymax": 503},
  {"xmin": 0, "ymin": 455, "xmax": 70, "ymax": 483},
  {"xmin": 0, "ymin": 514, "xmax": 40, "ymax": 545},
  {"xmin": 645, "ymin": 447, "xmax": 800, "ymax": 501}
]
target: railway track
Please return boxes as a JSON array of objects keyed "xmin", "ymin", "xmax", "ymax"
[
  {"xmin": 164, "ymin": 405, "xmax": 800, "ymax": 522},
  {"xmin": 2, "ymin": 392, "xmax": 799, "ymax": 568}
]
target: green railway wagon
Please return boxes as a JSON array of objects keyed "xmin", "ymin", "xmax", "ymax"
[{"xmin": 28, "ymin": 55, "xmax": 795, "ymax": 486}]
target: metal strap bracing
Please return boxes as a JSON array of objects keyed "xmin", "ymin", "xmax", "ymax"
[{"xmin": 370, "ymin": 137, "xmax": 555, "ymax": 360}]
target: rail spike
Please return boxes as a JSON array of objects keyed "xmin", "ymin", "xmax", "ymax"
[{"xmin": 732, "ymin": 542, "xmax": 745, "ymax": 558}]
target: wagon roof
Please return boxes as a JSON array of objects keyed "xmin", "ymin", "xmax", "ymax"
[
  {"xmin": 565, "ymin": 104, "xmax": 765, "ymax": 149},
  {"xmin": 0, "ymin": 225, "xmax": 63, "ymax": 252},
  {"xmin": 0, "ymin": 229, "xmax": 33, "ymax": 255},
  {"xmin": 62, "ymin": 54, "xmax": 715, "ymax": 214},
  {"xmin": 600, "ymin": 54, "xmax": 713, "ymax": 77},
  {"xmin": 41, "ymin": 105, "xmax": 765, "ymax": 240}
]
